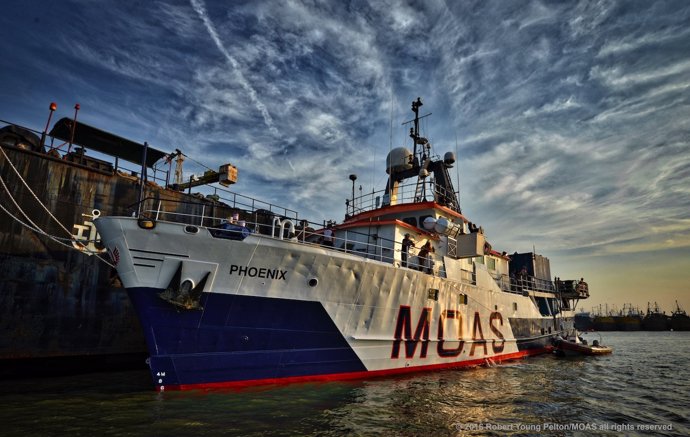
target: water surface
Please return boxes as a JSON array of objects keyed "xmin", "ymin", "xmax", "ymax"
[{"xmin": 1, "ymin": 332, "xmax": 687, "ymax": 436}]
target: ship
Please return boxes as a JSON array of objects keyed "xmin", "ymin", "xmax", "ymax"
[
  {"xmin": 670, "ymin": 301, "xmax": 690, "ymax": 331},
  {"xmin": 574, "ymin": 311, "xmax": 594, "ymax": 331},
  {"xmin": 641, "ymin": 302, "xmax": 670, "ymax": 331},
  {"xmin": 612, "ymin": 304, "xmax": 642, "ymax": 331},
  {"xmin": 94, "ymin": 98, "xmax": 591, "ymax": 390},
  {"xmin": 592, "ymin": 305, "xmax": 617, "ymax": 331},
  {"xmin": 0, "ymin": 103, "xmax": 252, "ymax": 376}
]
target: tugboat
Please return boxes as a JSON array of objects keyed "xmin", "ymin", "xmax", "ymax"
[
  {"xmin": 670, "ymin": 301, "xmax": 690, "ymax": 331},
  {"xmin": 94, "ymin": 98, "xmax": 593, "ymax": 390}
]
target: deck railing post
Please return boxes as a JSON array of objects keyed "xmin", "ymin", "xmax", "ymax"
[{"xmin": 136, "ymin": 141, "xmax": 149, "ymax": 218}]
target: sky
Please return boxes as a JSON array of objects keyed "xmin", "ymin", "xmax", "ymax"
[{"xmin": 1, "ymin": 0, "xmax": 689, "ymax": 315}]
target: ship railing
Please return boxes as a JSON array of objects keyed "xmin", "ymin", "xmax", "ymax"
[
  {"xmin": 0, "ymin": 120, "xmax": 170, "ymax": 187},
  {"xmin": 322, "ymin": 229, "xmax": 459, "ymax": 278},
  {"xmin": 139, "ymin": 200, "xmax": 452, "ymax": 274},
  {"xmin": 554, "ymin": 279, "xmax": 589, "ymax": 299},
  {"xmin": 136, "ymin": 196, "xmax": 316, "ymax": 242},
  {"xmin": 135, "ymin": 192, "xmax": 299, "ymax": 225},
  {"xmin": 346, "ymin": 179, "xmax": 459, "ymax": 217},
  {"xmin": 327, "ymin": 230, "xmax": 397, "ymax": 264},
  {"xmin": 135, "ymin": 197, "xmax": 473, "ymax": 282},
  {"xmin": 137, "ymin": 200, "xmax": 399, "ymax": 260},
  {"xmin": 495, "ymin": 272, "xmax": 556, "ymax": 295},
  {"xmin": 300, "ymin": 225, "xmax": 401, "ymax": 265},
  {"xmin": 299, "ymin": 227, "xmax": 473, "ymax": 282},
  {"xmin": 201, "ymin": 186, "xmax": 299, "ymax": 220}
]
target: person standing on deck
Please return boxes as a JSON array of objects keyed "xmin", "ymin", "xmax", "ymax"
[
  {"xmin": 401, "ymin": 233, "xmax": 415, "ymax": 268},
  {"xmin": 418, "ymin": 241, "xmax": 435, "ymax": 273},
  {"xmin": 322, "ymin": 223, "xmax": 335, "ymax": 247}
]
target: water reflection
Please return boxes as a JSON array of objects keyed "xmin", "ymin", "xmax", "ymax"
[{"xmin": 1, "ymin": 333, "xmax": 688, "ymax": 436}]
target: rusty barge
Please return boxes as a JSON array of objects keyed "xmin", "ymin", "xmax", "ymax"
[{"xmin": 0, "ymin": 103, "xmax": 282, "ymax": 376}]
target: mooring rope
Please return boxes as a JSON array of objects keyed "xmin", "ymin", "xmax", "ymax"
[
  {"xmin": 0, "ymin": 145, "xmax": 73, "ymax": 236},
  {"xmin": 0, "ymin": 146, "xmax": 114, "ymax": 267}
]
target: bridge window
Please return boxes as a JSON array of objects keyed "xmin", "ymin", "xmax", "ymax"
[
  {"xmin": 402, "ymin": 217, "xmax": 417, "ymax": 227},
  {"xmin": 419, "ymin": 215, "xmax": 433, "ymax": 227}
]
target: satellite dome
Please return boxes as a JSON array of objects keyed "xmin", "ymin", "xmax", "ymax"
[
  {"xmin": 422, "ymin": 217, "xmax": 436, "ymax": 230},
  {"xmin": 434, "ymin": 217, "xmax": 450, "ymax": 234},
  {"xmin": 386, "ymin": 147, "xmax": 413, "ymax": 174},
  {"xmin": 434, "ymin": 217, "xmax": 464, "ymax": 236}
]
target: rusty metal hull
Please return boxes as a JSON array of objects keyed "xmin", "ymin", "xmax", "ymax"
[{"xmin": 0, "ymin": 145, "xmax": 236, "ymax": 374}]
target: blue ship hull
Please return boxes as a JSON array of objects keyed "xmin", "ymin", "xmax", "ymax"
[
  {"xmin": 129, "ymin": 287, "xmax": 554, "ymax": 390},
  {"xmin": 129, "ymin": 288, "xmax": 368, "ymax": 388}
]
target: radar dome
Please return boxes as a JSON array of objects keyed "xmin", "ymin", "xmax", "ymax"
[
  {"xmin": 434, "ymin": 217, "xmax": 464, "ymax": 237},
  {"xmin": 422, "ymin": 217, "xmax": 437, "ymax": 230},
  {"xmin": 386, "ymin": 147, "xmax": 413, "ymax": 174}
]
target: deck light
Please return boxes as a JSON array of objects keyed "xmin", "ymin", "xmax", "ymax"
[
  {"xmin": 137, "ymin": 218, "xmax": 156, "ymax": 229},
  {"xmin": 41, "ymin": 102, "xmax": 58, "ymax": 147}
]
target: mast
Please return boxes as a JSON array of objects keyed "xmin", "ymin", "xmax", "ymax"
[
  {"xmin": 409, "ymin": 97, "xmax": 428, "ymax": 162},
  {"xmin": 382, "ymin": 98, "xmax": 462, "ymax": 213}
]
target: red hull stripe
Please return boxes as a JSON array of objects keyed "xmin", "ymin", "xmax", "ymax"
[
  {"xmin": 336, "ymin": 219, "xmax": 437, "ymax": 238},
  {"xmin": 344, "ymin": 201, "xmax": 466, "ymax": 224},
  {"xmin": 159, "ymin": 347, "xmax": 553, "ymax": 391}
]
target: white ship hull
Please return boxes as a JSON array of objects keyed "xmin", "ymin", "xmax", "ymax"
[
  {"xmin": 97, "ymin": 217, "xmax": 564, "ymax": 390},
  {"xmin": 93, "ymin": 98, "xmax": 587, "ymax": 390}
]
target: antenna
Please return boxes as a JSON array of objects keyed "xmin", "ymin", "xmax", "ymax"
[
  {"xmin": 349, "ymin": 174, "xmax": 357, "ymax": 217},
  {"xmin": 402, "ymin": 97, "xmax": 431, "ymax": 162},
  {"xmin": 455, "ymin": 131, "xmax": 460, "ymax": 208},
  {"xmin": 387, "ymin": 89, "xmax": 393, "ymax": 197},
  {"xmin": 389, "ymin": 88, "xmax": 394, "ymax": 153},
  {"xmin": 411, "ymin": 97, "xmax": 422, "ymax": 159},
  {"xmin": 41, "ymin": 102, "xmax": 57, "ymax": 148},
  {"xmin": 67, "ymin": 103, "xmax": 80, "ymax": 154}
]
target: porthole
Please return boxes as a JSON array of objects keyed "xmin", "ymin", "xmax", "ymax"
[
  {"xmin": 308, "ymin": 278, "xmax": 318, "ymax": 287},
  {"xmin": 184, "ymin": 225, "xmax": 199, "ymax": 234}
]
